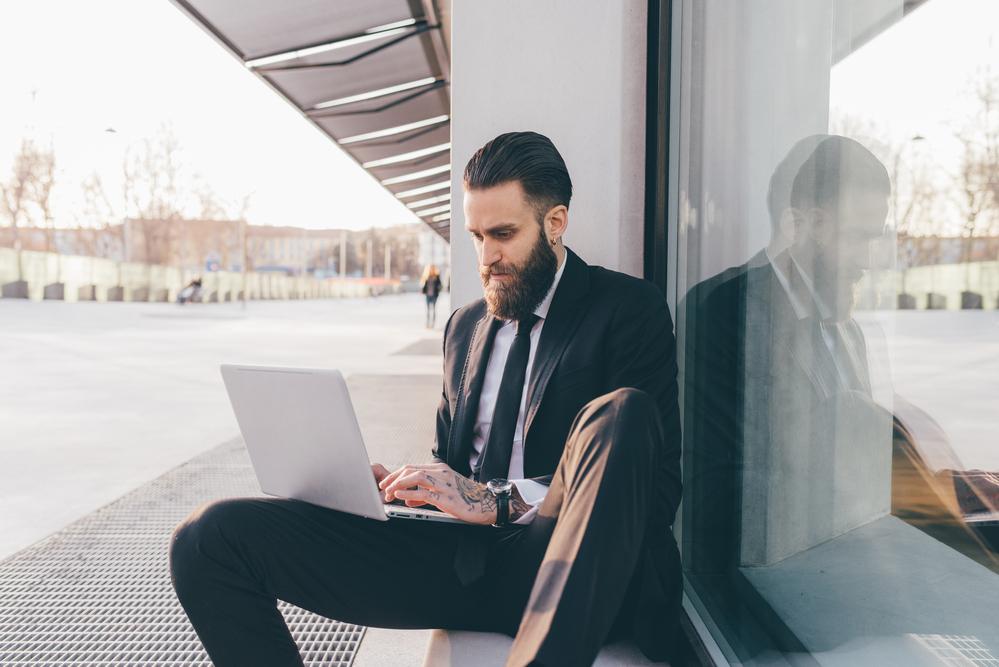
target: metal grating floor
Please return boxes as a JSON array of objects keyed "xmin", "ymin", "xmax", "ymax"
[
  {"xmin": 912, "ymin": 634, "xmax": 999, "ymax": 666},
  {"xmin": 0, "ymin": 438, "xmax": 365, "ymax": 666}
]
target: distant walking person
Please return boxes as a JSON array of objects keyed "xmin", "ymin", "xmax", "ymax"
[{"xmin": 420, "ymin": 264, "xmax": 443, "ymax": 328}]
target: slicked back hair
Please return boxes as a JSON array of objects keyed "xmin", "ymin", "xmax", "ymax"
[
  {"xmin": 463, "ymin": 131, "xmax": 573, "ymax": 223},
  {"xmin": 790, "ymin": 135, "xmax": 890, "ymax": 213}
]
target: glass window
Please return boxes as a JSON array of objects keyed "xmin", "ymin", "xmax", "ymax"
[{"xmin": 667, "ymin": 1, "xmax": 999, "ymax": 663}]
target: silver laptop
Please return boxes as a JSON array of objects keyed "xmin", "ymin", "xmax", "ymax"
[{"xmin": 220, "ymin": 364, "xmax": 461, "ymax": 524}]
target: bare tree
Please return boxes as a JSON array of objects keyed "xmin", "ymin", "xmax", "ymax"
[
  {"xmin": 0, "ymin": 138, "xmax": 45, "ymax": 245},
  {"xmin": 231, "ymin": 192, "xmax": 253, "ymax": 221},
  {"xmin": 81, "ymin": 171, "xmax": 116, "ymax": 227},
  {"xmin": 80, "ymin": 171, "xmax": 119, "ymax": 258},
  {"xmin": 953, "ymin": 138, "xmax": 992, "ymax": 258},
  {"xmin": 889, "ymin": 144, "xmax": 939, "ymax": 293},
  {"xmin": 193, "ymin": 181, "xmax": 254, "ymax": 222},
  {"xmin": 122, "ymin": 126, "xmax": 186, "ymax": 265},
  {"xmin": 0, "ymin": 138, "xmax": 49, "ymax": 282},
  {"xmin": 122, "ymin": 126, "xmax": 185, "ymax": 220},
  {"xmin": 193, "ymin": 178, "xmax": 228, "ymax": 221},
  {"xmin": 29, "ymin": 143, "xmax": 57, "ymax": 253},
  {"xmin": 974, "ymin": 74, "xmax": 999, "ymax": 238},
  {"xmin": 951, "ymin": 70, "xmax": 999, "ymax": 288},
  {"xmin": 830, "ymin": 114, "xmax": 941, "ymax": 293}
]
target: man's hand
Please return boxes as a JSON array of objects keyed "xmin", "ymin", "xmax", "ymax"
[
  {"xmin": 371, "ymin": 463, "xmax": 391, "ymax": 486},
  {"xmin": 378, "ymin": 462, "xmax": 502, "ymax": 525},
  {"xmin": 380, "ymin": 462, "xmax": 497, "ymax": 524}
]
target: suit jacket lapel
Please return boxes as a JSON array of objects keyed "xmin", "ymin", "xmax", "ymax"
[
  {"xmin": 524, "ymin": 248, "xmax": 590, "ymax": 438},
  {"xmin": 448, "ymin": 313, "xmax": 502, "ymax": 476}
]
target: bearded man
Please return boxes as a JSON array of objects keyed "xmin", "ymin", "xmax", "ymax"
[{"xmin": 169, "ymin": 131, "xmax": 683, "ymax": 667}]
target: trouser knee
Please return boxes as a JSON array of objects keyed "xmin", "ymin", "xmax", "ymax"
[
  {"xmin": 169, "ymin": 498, "xmax": 253, "ymax": 595},
  {"xmin": 593, "ymin": 387, "xmax": 656, "ymax": 415},
  {"xmin": 565, "ymin": 387, "xmax": 661, "ymax": 465},
  {"xmin": 576, "ymin": 387, "xmax": 658, "ymax": 436}
]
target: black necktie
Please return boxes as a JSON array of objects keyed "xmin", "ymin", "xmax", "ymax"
[{"xmin": 476, "ymin": 314, "xmax": 539, "ymax": 482}]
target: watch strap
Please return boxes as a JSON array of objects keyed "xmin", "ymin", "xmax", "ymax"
[{"xmin": 494, "ymin": 491, "xmax": 510, "ymax": 526}]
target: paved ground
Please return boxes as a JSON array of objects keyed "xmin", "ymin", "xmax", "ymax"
[
  {"xmin": 4, "ymin": 299, "xmax": 995, "ymax": 564},
  {"xmin": 0, "ymin": 294, "xmax": 450, "ymax": 561},
  {"xmin": 858, "ymin": 310, "xmax": 999, "ymax": 471},
  {"xmin": 0, "ymin": 371, "xmax": 444, "ymax": 667},
  {"xmin": 3, "ymin": 297, "xmax": 992, "ymax": 666}
]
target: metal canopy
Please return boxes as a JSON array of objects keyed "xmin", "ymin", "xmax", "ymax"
[{"xmin": 171, "ymin": 0, "xmax": 452, "ymax": 240}]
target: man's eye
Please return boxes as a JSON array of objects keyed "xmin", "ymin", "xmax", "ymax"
[{"xmin": 495, "ymin": 231, "xmax": 511, "ymax": 239}]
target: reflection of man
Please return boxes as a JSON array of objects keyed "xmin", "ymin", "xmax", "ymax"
[
  {"xmin": 685, "ymin": 134, "xmax": 999, "ymax": 581},
  {"xmin": 170, "ymin": 132, "xmax": 683, "ymax": 666},
  {"xmin": 684, "ymin": 135, "xmax": 894, "ymax": 573},
  {"xmin": 679, "ymin": 134, "xmax": 826, "ymax": 330}
]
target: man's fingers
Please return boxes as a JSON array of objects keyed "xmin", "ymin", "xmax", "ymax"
[
  {"xmin": 378, "ymin": 466, "xmax": 412, "ymax": 490},
  {"xmin": 385, "ymin": 471, "xmax": 426, "ymax": 493},
  {"xmin": 378, "ymin": 462, "xmax": 451, "ymax": 490},
  {"xmin": 371, "ymin": 463, "xmax": 390, "ymax": 483},
  {"xmin": 394, "ymin": 488, "xmax": 442, "ymax": 507},
  {"xmin": 383, "ymin": 471, "xmax": 439, "ymax": 499},
  {"xmin": 395, "ymin": 462, "xmax": 447, "ymax": 470}
]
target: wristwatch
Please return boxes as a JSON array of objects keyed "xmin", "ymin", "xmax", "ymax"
[{"xmin": 487, "ymin": 478, "xmax": 514, "ymax": 527}]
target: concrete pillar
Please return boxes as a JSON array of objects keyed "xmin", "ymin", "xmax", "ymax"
[
  {"xmin": 365, "ymin": 238, "xmax": 373, "ymax": 278},
  {"xmin": 449, "ymin": 0, "xmax": 648, "ymax": 308},
  {"xmin": 384, "ymin": 243, "xmax": 391, "ymax": 281}
]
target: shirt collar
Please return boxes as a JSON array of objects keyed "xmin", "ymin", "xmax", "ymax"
[
  {"xmin": 769, "ymin": 250, "xmax": 832, "ymax": 321},
  {"xmin": 534, "ymin": 250, "xmax": 567, "ymax": 321},
  {"xmin": 789, "ymin": 253, "xmax": 833, "ymax": 320}
]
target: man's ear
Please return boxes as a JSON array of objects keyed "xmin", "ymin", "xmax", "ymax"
[{"xmin": 545, "ymin": 205, "xmax": 569, "ymax": 241}]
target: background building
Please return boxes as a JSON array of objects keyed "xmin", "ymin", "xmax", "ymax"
[{"xmin": 0, "ymin": 219, "xmax": 436, "ymax": 282}]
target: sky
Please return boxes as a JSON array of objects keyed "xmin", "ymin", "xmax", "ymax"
[
  {"xmin": 1, "ymin": 0, "xmax": 995, "ymax": 235},
  {"xmin": 829, "ymin": 0, "xmax": 999, "ymax": 236},
  {"xmin": 831, "ymin": 0, "xmax": 998, "ymax": 144},
  {"xmin": 830, "ymin": 0, "xmax": 999, "ymax": 174},
  {"xmin": 0, "ymin": 1, "xmax": 421, "ymax": 230}
]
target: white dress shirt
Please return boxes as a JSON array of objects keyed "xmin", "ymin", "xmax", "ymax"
[
  {"xmin": 769, "ymin": 251, "xmax": 868, "ymax": 393},
  {"xmin": 469, "ymin": 252, "xmax": 567, "ymax": 524}
]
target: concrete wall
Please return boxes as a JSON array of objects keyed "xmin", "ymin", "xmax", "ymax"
[
  {"xmin": 0, "ymin": 248, "xmax": 392, "ymax": 302},
  {"xmin": 449, "ymin": 0, "xmax": 648, "ymax": 308},
  {"xmin": 674, "ymin": 0, "xmax": 835, "ymax": 286}
]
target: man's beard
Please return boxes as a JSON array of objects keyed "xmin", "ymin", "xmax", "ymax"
[
  {"xmin": 481, "ymin": 230, "xmax": 558, "ymax": 321},
  {"xmin": 812, "ymin": 252, "xmax": 860, "ymax": 322}
]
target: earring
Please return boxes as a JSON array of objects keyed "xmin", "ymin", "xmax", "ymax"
[{"xmin": 550, "ymin": 237, "xmax": 558, "ymax": 248}]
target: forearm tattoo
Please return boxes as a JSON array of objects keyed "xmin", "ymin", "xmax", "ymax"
[
  {"xmin": 454, "ymin": 475, "xmax": 496, "ymax": 514},
  {"xmin": 452, "ymin": 475, "xmax": 535, "ymax": 521}
]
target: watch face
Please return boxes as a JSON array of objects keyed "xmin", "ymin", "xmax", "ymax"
[{"xmin": 487, "ymin": 478, "xmax": 513, "ymax": 495}]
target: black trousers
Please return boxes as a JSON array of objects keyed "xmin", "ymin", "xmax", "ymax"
[
  {"xmin": 170, "ymin": 388, "xmax": 665, "ymax": 667},
  {"xmin": 426, "ymin": 295, "xmax": 440, "ymax": 327}
]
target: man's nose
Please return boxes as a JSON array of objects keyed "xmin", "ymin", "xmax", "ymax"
[{"xmin": 479, "ymin": 238, "xmax": 502, "ymax": 269}]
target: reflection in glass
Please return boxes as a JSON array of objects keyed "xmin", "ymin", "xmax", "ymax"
[{"xmin": 670, "ymin": 2, "xmax": 999, "ymax": 661}]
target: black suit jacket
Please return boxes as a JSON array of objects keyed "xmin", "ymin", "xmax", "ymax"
[
  {"xmin": 682, "ymin": 253, "xmax": 885, "ymax": 574},
  {"xmin": 433, "ymin": 247, "xmax": 681, "ymax": 518},
  {"xmin": 433, "ymin": 247, "xmax": 683, "ymax": 657}
]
